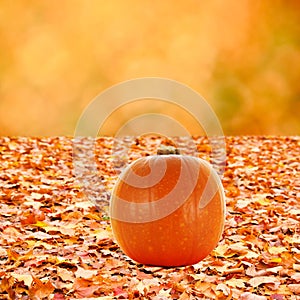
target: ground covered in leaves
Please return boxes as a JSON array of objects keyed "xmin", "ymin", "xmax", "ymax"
[{"xmin": 0, "ymin": 136, "xmax": 299, "ymax": 299}]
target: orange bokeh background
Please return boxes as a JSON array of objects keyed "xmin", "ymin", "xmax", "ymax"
[{"xmin": 0, "ymin": 1, "xmax": 299, "ymax": 136}]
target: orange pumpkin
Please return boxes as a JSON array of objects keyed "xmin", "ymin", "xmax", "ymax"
[{"xmin": 110, "ymin": 146, "xmax": 225, "ymax": 267}]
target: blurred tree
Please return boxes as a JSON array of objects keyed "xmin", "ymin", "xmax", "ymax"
[{"xmin": 0, "ymin": 0, "xmax": 299, "ymax": 135}]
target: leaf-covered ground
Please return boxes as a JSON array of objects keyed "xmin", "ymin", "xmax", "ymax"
[{"xmin": 0, "ymin": 136, "xmax": 299, "ymax": 299}]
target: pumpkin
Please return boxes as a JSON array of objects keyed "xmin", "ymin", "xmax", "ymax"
[{"xmin": 110, "ymin": 145, "xmax": 225, "ymax": 267}]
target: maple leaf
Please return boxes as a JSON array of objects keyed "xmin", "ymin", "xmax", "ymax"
[
  {"xmin": 72, "ymin": 278, "xmax": 101, "ymax": 297},
  {"xmin": 20, "ymin": 209, "xmax": 45, "ymax": 225},
  {"xmin": 0, "ymin": 276, "xmax": 16, "ymax": 299},
  {"xmin": 152, "ymin": 288, "xmax": 172, "ymax": 299},
  {"xmin": 29, "ymin": 277, "xmax": 55, "ymax": 299},
  {"xmin": 7, "ymin": 248, "xmax": 34, "ymax": 266}
]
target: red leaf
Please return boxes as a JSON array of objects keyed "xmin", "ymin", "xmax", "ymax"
[
  {"xmin": 53, "ymin": 293, "xmax": 66, "ymax": 300},
  {"xmin": 113, "ymin": 286, "xmax": 128, "ymax": 297},
  {"xmin": 270, "ymin": 294, "xmax": 285, "ymax": 300}
]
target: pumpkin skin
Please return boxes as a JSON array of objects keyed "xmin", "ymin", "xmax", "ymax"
[{"xmin": 110, "ymin": 153, "xmax": 225, "ymax": 267}]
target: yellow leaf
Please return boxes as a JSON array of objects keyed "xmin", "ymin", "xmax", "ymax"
[
  {"xmin": 256, "ymin": 198, "xmax": 270, "ymax": 205},
  {"xmin": 212, "ymin": 244, "xmax": 229, "ymax": 257},
  {"xmin": 268, "ymin": 246, "xmax": 288, "ymax": 255},
  {"xmin": 226, "ymin": 278, "xmax": 245, "ymax": 288},
  {"xmin": 11, "ymin": 273, "xmax": 33, "ymax": 286},
  {"xmin": 252, "ymin": 194, "xmax": 270, "ymax": 206},
  {"xmin": 269, "ymin": 257, "xmax": 282, "ymax": 263},
  {"xmin": 245, "ymin": 250, "xmax": 260, "ymax": 259},
  {"xmin": 92, "ymin": 228, "xmax": 113, "ymax": 241},
  {"xmin": 33, "ymin": 221, "xmax": 49, "ymax": 228}
]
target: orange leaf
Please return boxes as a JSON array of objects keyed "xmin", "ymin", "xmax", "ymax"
[
  {"xmin": 73, "ymin": 278, "xmax": 101, "ymax": 297},
  {"xmin": 29, "ymin": 277, "xmax": 55, "ymax": 298},
  {"xmin": 0, "ymin": 276, "xmax": 15, "ymax": 299},
  {"xmin": 7, "ymin": 248, "xmax": 20, "ymax": 261}
]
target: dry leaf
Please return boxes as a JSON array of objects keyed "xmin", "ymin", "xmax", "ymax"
[
  {"xmin": 216, "ymin": 283, "xmax": 231, "ymax": 296},
  {"xmin": 29, "ymin": 277, "xmax": 55, "ymax": 298},
  {"xmin": 75, "ymin": 267, "xmax": 98, "ymax": 279},
  {"xmin": 0, "ymin": 136, "xmax": 299, "ymax": 299},
  {"xmin": 249, "ymin": 276, "xmax": 280, "ymax": 289},
  {"xmin": 240, "ymin": 292, "xmax": 267, "ymax": 300},
  {"xmin": 288, "ymin": 284, "xmax": 300, "ymax": 294},
  {"xmin": 226, "ymin": 278, "xmax": 246, "ymax": 289},
  {"xmin": 73, "ymin": 278, "xmax": 100, "ymax": 297},
  {"xmin": 57, "ymin": 267, "xmax": 74, "ymax": 282},
  {"xmin": 291, "ymin": 272, "xmax": 300, "ymax": 282},
  {"xmin": 10, "ymin": 273, "xmax": 33, "ymax": 286}
]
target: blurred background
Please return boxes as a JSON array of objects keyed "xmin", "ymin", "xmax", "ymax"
[{"xmin": 0, "ymin": 0, "xmax": 299, "ymax": 136}]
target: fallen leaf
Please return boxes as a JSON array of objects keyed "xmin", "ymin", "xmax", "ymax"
[
  {"xmin": 293, "ymin": 264, "xmax": 300, "ymax": 271},
  {"xmin": 268, "ymin": 246, "xmax": 288, "ymax": 255},
  {"xmin": 240, "ymin": 292, "xmax": 267, "ymax": 300},
  {"xmin": 57, "ymin": 267, "xmax": 75, "ymax": 282},
  {"xmin": 0, "ymin": 136, "xmax": 299, "ymax": 299},
  {"xmin": 153, "ymin": 288, "xmax": 172, "ymax": 299},
  {"xmin": 10, "ymin": 273, "xmax": 33, "ymax": 286},
  {"xmin": 29, "ymin": 277, "xmax": 55, "ymax": 299},
  {"xmin": 75, "ymin": 266, "xmax": 98, "ymax": 279},
  {"xmin": 270, "ymin": 294, "xmax": 285, "ymax": 300},
  {"xmin": 249, "ymin": 276, "xmax": 280, "ymax": 289},
  {"xmin": 226, "ymin": 278, "xmax": 246, "ymax": 289},
  {"xmin": 288, "ymin": 284, "xmax": 300, "ymax": 294},
  {"xmin": 291, "ymin": 272, "xmax": 300, "ymax": 282},
  {"xmin": 216, "ymin": 283, "xmax": 231, "ymax": 296},
  {"xmin": 29, "ymin": 231, "xmax": 59, "ymax": 240},
  {"xmin": 73, "ymin": 278, "xmax": 100, "ymax": 297},
  {"xmin": 53, "ymin": 293, "xmax": 66, "ymax": 300}
]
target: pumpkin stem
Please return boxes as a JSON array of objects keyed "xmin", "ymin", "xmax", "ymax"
[{"xmin": 157, "ymin": 145, "xmax": 181, "ymax": 155}]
